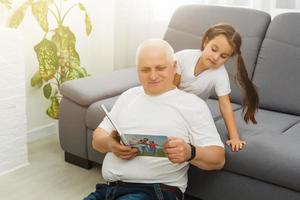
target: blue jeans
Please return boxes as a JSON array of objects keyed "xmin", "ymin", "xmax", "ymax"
[{"xmin": 83, "ymin": 183, "xmax": 182, "ymax": 200}]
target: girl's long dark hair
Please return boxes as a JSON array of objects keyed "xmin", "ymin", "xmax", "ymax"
[{"xmin": 202, "ymin": 23, "xmax": 259, "ymax": 124}]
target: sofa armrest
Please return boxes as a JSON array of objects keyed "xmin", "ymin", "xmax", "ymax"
[{"xmin": 60, "ymin": 67, "xmax": 139, "ymax": 106}]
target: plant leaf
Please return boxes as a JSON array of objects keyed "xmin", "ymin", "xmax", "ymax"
[
  {"xmin": 43, "ymin": 83, "xmax": 52, "ymax": 99},
  {"xmin": 66, "ymin": 67, "xmax": 87, "ymax": 80},
  {"xmin": 32, "ymin": 0, "xmax": 49, "ymax": 32},
  {"xmin": 52, "ymin": 26, "xmax": 80, "ymax": 68},
  {"xmin": 78, "ymin": 3, "xmax": 85, "ymax": 11},
  {"xmin": 31, "ymin": 71, "xmax": 43, "ymax": 87},
  {"xmin": 7, "ymin": 1, "xmax": 31, "ymax": 28},
  {"xmin": 51, "ymin": 26, "xmax": 89, "ymax": 81},
  {"xmin": 52, "ymin": 26, "xmax": 76, "ymax": 51},
  {"xmin": 46, "ymin": 96, "xmax": 60, "ymax": 119},
  {"xmin": 0, "ymin": 0, "xmax": 12, "ymax": 9},
  {"xmin": 85, "ymin": 14, "xmax": 92, "ymax": 36},
  {"xmin": 34, "ymin": 38, "xmax": 58, "ymax": 81},
  {"xmin": 52, "ymin": 26, "xmax": 79, "ymax": 69},
  {"xmin": 78, "ymin": 3, "xmax": 92, "ymax": 36}
]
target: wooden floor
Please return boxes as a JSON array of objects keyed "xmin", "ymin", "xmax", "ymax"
[{"xmin": 0, "ymin": 134, "xmax": 104, "ymax": 200}]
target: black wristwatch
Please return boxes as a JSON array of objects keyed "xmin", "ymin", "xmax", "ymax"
[{"xmin": 187, "ymin": 143, "xmax": 196, "ymax": 161}]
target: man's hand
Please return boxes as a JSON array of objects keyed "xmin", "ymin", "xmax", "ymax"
[
  {"xmin": 164, "ymin": 137, "xmax": 191, "ymax": 163},
  {"xmin": 108, "ymin": 131, "xmax": 138, "ymax": 160}
]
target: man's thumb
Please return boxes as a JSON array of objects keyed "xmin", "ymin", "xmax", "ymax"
[{"xmin": 111, "ymin": 130, "xmax": 120, "ymax": 139}]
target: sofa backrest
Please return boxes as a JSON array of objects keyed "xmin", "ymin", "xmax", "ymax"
[
  {"xmin": 252, "ymin": 13, "xmax": 300, "ymax": 116},
  {"xmin": 164, "ymin": 5, "xmax": 271, "ymax": 103}
]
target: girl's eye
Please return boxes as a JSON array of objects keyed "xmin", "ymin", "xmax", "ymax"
[
  {"xmin": 211, "ymin": 47, "xmax": 217, "ymax": 52},
  {"xmin": 221, "ymin": 55, "xmax": 229, "ymax": 59}
]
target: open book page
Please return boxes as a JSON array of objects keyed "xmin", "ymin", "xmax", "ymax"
[{"xmin": 125, "ymin": 134, "xmax": 168, "ymax": 157}]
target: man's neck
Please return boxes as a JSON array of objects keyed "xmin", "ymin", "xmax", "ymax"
[{"xmin": 145, "ymin": 86, "xmax": 177, "ymax": 96}]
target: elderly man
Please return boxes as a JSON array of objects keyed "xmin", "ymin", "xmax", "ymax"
[{"xmin": 84, "ymin": 39, "xmax": 225, "ymax": 200}]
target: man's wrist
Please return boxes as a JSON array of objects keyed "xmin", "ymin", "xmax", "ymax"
[{"xmin": 187, "ymin": 143, "xmax": 196, "ymax": 161}]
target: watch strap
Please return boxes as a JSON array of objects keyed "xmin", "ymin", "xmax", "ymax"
[{"xmin": 187, "ymin": 143, "xmax": 196, "ymax": 161}]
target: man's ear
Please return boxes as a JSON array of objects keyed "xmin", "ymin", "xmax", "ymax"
[
  {"xmin": 173, "ymin": 60, "xmax": 177, "ymax": 74},
  {"xmin": 173, "ymin": 60, "xmax": 177, "ymax": 68}
]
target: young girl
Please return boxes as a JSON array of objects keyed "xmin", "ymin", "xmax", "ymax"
[{"xmin": 174, "ymin": 23, "xmax": 259, "ymax": 152}]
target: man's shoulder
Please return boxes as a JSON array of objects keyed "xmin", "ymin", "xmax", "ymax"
[
  {"xmin": 175, "ymin": 89, "xmax": 207, "ymax": 107},
  {"xmin": 122, "ymin": 86, "xmax": 143, "ymax": 95},
  {"xmin": 169, "ymin": 90, "xmax": 213, "ymax": 124},
  {"xmin": 119, "ymin": 86, "xmax": 143, "ymax": 99}
]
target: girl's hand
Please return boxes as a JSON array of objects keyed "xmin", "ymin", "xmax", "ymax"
[{"xmin": 226, "ymin": 138, "xmax": 246, "ymax": 152}]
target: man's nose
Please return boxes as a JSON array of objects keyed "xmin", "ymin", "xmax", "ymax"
[{"xmin": 149, "ymin": 70, "xmax": 158, "ymax": 80}]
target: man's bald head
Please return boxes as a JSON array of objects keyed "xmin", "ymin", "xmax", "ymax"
[{"xmin": 136, "ymin": 39, "xmax": 175, "ymax": 66}]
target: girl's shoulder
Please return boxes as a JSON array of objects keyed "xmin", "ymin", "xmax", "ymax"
[
  {"xmin": 213, "ymin": 65, "xmax": 228, "ymax": 76},
  {"xmin": 213, "ymin": 66, "xmax": 230, "ymax": 85}
]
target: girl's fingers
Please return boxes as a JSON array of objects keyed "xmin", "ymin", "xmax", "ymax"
[{"xmin": 235, "ymin": 145, "xmax": 239, "ymax": 152}]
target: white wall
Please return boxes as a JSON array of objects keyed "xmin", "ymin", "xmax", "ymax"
[
  {"xmin": 1, "ymin": 0, "xmax": 115, "ymax": 140},
  {"xmin": 0, "ymin": 27, "xmax": 28, "ymax": 175},
  {"xmin": 113, "ymin": 0, "xmax": 168, "ymax": 70}
]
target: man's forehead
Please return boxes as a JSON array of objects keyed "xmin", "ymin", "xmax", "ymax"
[
  {"xmin": 138, "ymin": 56, "xmax": 173, "ymax": 68},
  {"xmin": 140, "ymin": 46, "xmax": 166, "ymax": 56}
]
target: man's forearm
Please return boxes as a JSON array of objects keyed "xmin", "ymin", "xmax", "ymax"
[
  {"xmin": 92, "ymin": 128, "xmax": 112, "ymax": 153},
  {"xmin": 190, "ymin": 146, "xmax": 225, "ymax": 170}
]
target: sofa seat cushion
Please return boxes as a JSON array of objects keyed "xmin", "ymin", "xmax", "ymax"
[
  {"xmin": 86, "ymin": 96, "xmax": 119, "ymax": 130},
  {"xmin": 206, "ymin": 98, "xmax": 241, "ymax": 121},
  {"xmin": 216, "ymin": 109, "xmax": 300, "ymax": 192}
]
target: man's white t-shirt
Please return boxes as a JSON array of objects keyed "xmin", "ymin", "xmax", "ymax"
[
  {"xmin": 175, "ymin": 49, "xmax": 231, "ymax": 100},
  {"xmin": 99, "ymin": 86, "xmax": 224, "ymax": 192}
]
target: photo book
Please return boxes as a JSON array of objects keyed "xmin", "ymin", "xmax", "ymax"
[{"xmin": 100, "ymin": 104, "xmax": 168, "ymax": 157}]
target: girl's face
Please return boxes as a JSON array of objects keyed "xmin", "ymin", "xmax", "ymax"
[{"xmin": 201, "ymin": 34, "xmax": 234, "ymax": 69}]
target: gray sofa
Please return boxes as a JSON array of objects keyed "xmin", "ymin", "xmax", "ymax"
[{"xmin": 59, "ymin": 5, "xmax": 300, "ymax": 200}]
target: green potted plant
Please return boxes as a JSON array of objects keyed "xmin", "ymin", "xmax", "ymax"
[{"xmin": 8, "ymin": 0, "xmax": 92, "ymax": 119}]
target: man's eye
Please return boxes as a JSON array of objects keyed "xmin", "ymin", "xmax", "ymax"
[
  {"xmin": 211, "ymin": 47, "xmax": 217, "ymax": 52},
  {"xmin": 157, "ymin": 67, "xmax": 166, "ymax": 71},
  {"xmin": 141, "ymin": 69, "xmax": 150, "ymax": 73}
]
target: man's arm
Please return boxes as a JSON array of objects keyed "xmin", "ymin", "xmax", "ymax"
[
  {"xmin": 164, "ymin": 137, "xmax": 225, "ymax": 170},
  {"xmin": 92, "ymin": 127, "xmax": 138, "ymax": 160},
  {"xmin": 190, "ymin": 145, "xmax": 225, "ymax": 170}
]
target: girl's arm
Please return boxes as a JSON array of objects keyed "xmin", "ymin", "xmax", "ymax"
[
  {"xmin": 174, "ymin": 73, "xmax": 181, "ymax": 87},
  {"xmin": 218, "ymin": 95, "xmax": 246, "ymax": 151}
]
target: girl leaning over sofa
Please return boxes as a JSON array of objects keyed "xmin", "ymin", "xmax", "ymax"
[{"xmin": 174, "ymin": 23, "xmax": 259, "ymax": 152}]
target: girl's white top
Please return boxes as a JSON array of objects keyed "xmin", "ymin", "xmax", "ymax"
[{"xmin": 175, "ymin": 49, "xmax": 231, "ymax": 100}]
